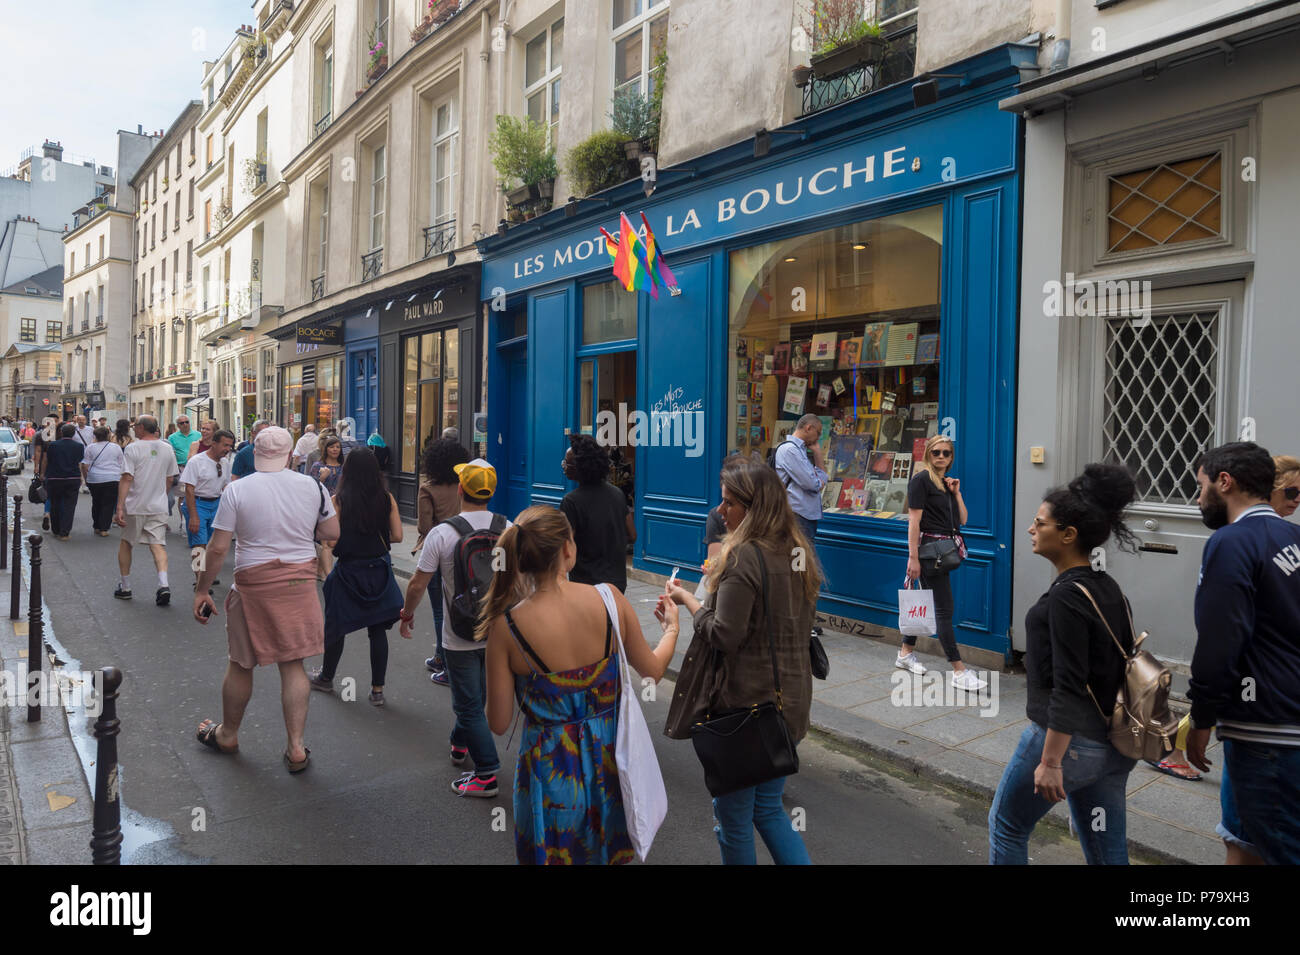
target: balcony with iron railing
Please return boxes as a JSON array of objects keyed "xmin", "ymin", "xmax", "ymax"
[
  {"xmin": 423, "ymin": 219, "xmax": 456, "ymax": 259},
  {"xmin": 797, "ymin": 25, "xmax": 917, "ymax": 117},
  {"xmin": 313, "ymin": 112, "xmax": 332, "ymax": 140},
  {"xmin": 78, "ymin": 380, "xmax": 87, "ymax": 391},
  {"xmin": 311, "ymin": 274, "xmax": 325, "ymax": 302},
  {"xmin": 92, "ymin": 379, "xmax": 100, "ymax": 390},
  {"xmin": 361, "ymin": 249, "xmax": 383, "ymax": 282},
  {"xmin": 95, "ymin": 314, "xmax": 104, "ymax": 327}
]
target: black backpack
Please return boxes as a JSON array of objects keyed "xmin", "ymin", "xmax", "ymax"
[{"xmin": 443, "ymin": 513, "xmax": 508, "ymax": 640}]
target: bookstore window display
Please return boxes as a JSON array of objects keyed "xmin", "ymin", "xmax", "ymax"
[{"xmin": 727, "ymin": 206, "xmax": 943, "ymax": 522}]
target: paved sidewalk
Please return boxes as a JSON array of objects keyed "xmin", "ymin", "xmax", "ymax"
[{"xmin": 395, "ymin": 521, "xmax": 1221, "ymax": 865}]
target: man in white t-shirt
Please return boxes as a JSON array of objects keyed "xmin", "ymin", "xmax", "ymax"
[
  {"xmin": 114, "ymin": 415, "xmax": 179, "ymax": 606},
  {"xmin": 180, "ymin": 428, "xmax": 234, "ymax": 590},
  {"xmin": 192, "ymin": 426, "xmax": 339, "ymax": 773},
  {"xmin": 291, "ymin": 424, "xmax": 319, "ymax": 473},
  {"xmin": 400, "ymin": 459, "xmax": 510, "ymax": 798}
]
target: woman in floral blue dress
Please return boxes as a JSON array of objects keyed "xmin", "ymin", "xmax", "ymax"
[{"xmin": 481, "ymin": 506, "xmax": 681, "ymax": 865}]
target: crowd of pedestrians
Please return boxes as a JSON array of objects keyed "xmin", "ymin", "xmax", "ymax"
[{"xmin": 11, "ymin": 402, "xmax": 1297, "ymax": 868}]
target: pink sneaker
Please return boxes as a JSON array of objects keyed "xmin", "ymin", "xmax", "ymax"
[{"xmin": 451, "ymin": 772, "xmax": 498, "ymax": 798}]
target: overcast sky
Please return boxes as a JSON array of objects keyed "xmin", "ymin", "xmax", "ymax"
[{"xmin": 0, "ymin": 1, "xmax": 247, "ymax": 175}]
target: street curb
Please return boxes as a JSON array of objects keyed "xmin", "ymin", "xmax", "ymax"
[{"xmin": 0, "ymin": 689, "xmax": 26, "ymax": 864}]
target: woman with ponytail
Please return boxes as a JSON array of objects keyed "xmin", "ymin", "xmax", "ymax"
[
  {"xmin": 989, "ymin": 463, "xmax": 1140, "ymax": 864},
  {"xmin": 481, "ymin": 506, "xmax": 681, "ymax": 865}
]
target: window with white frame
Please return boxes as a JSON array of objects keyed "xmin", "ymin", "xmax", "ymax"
[
  {"xmin": 525, "ymin": 19, "xmax": 562, "ymax": 145},
  {"xmin": 311, "ymin": 179, "xmax": 330, "ymax": 277},
  {"xmin": 369, "ymin": 144, "xmax": 386, "ymax": 252},
  {"xmin": 315, "ymin": 32, "xmax": 334, "ymax": 133},
  {"xmin": 431, "ymin": 96, "xmax": 458, "ymax": 227},
  {"xmin": 367, "ymin": 0, "xmax": 389, "ymax": 58},
  {"xmin": 612, "ymin": 1, "xmax": 668, "ymax": 101}
]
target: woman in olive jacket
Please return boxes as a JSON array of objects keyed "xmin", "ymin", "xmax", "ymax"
[{"xmin": 661, "ymin": 456, "xmax": 819, "ymax": 865}]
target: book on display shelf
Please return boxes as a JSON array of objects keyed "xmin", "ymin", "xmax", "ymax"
[
  {"xmin": 736, "ymin": 338, "xmax": 748, "ymax": 358},
  {"xmin": 856, "ymin": 412, "xmax": 881, "ymax": 442},
  {"xmin": 837, "ymin": 479, "xmax": 866, "ymax": 510},
  {"xmin": 783, "ymin": 375, "xmax": 808, "ymax": 415},
  {"xmin": 809, "ymin": 332, "xmax": 838, "ymax": 371},
  {"xmin": 736, "ymin": 383, "xmax": 749, "ymax": 402},
  {"xmin": 862, "ymin": 323, "xmax": 889, "ymax": 367},
  {"xmin": 750, "ymin": 381, "xmax": 763, "ymax": 401},
  {"xmin": 789, "ymin": 341, "xmax": 811, "ymax": 375},
  {"xmin": 750, "ymin": 403, "xmax": 763, "ymax": 422},
  {"xmin": 749, "ymin": 425, "xmax": 764, "ymax": 444},
  {"xmin": 916, "ymin": 333, "xmax": 939, "ymax": 363},
  {"xmin": 821, "ymin": 480, "xmax": 843, "ymax": 511},
  {"xmin": 751, "ymin": 357, "xmax": 764, "ymax": 379},
  {"xmin": 762, "ymin": 354, "xmax": 775, "ymax": 376},
  {"xmin": 838, "ymin": 337, "xmax": 862, "ymax": 369},
  {"xmin": 817, "ymin": 416, "xmax": 833, "ymax": 455},
  {"xmin": 735, "ymin": 424, "xmax": 749, "ymax": 446},
  {"xmin": 815, "ymin": 383, "xmax": 832, "ymax": 407},
  {"xmin": 911, "ymin": 376, "xmax": 927, "ymax": 396},
  {"xmin": 737, "ymin": 402, "xmax": 747, "ymax": 419},
  {"xmin": 866, "ymin": 451, "xmax": 895, "ymax": 481},
  {"xmin": 828, "ymin": 434, "xmax": 873, "ymax": 481},
  {"xmin": 884, "ymin": 323, "xmax": 919, "ymax": 366},
  {"xmin": 832, "ymin": 375, "xmax": 847, "ymax": 396},
  {"xmin": 773, "ymin": 419, "xmax": 798, "ymax": 447},
  {"xmin": 736, "ymin": 358, "xmax": 748, "ymax": 381}
]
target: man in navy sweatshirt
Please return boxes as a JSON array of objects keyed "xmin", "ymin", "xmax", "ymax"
[{"xmin": 1186, "ymin": 441, "xmax": 1300, "ymax": 864}]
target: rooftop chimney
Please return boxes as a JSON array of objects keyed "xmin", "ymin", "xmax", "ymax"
[
  {"xmin": 138, "ymin": 124, "xmax": 143, "ymax": 134},
  {"xmin": 42, "ymin": 140, "xmax": 63, "ymax": 161}
]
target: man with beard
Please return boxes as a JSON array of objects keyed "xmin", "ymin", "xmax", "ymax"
[{"xmin": 1186, "ymin": 441, "xmax": 1300, "ymax": 864}]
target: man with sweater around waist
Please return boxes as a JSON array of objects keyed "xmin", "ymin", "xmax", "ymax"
[{"xmin": 1186, "ymin": 441, "xmax": 1300, "ymax": 864}]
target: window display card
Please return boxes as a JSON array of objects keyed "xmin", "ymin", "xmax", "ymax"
[
  {"xmin": 821, "ymin": 481, "xmax": 843, "ymax": 511},
  {"xmin": 816, "ymin": 383, "xmax": 831, "ymax": 407},
  {"xmin": 773, "ymin": 343, "xmax": 791, "ymax": 374},
  {"xmin": 736, "ymin": 338, "xmax": 748, "ymax": 357},
  {"xmin": 773, "ymin": 419, "xmax": 799, "ymax": 447},
  {"xmin": 838, "ymin": 337, "xmax": 862, "ymax": 369},
  {"xmin": 750, "ymin": 380, "xmax": 763, "ymax": 401},
  {"xmin": 789, "ymin": 341, "xmax": 811, "ymax": 375},
  {"xmin": 762, "ymin": 354, "xmax": 775, "ymax": 376},
  {"xmin": 751, "ymin": 402, "xmax": 763, "ymax": 422},
  {"xmin": 737, "ymin": 383, "xmax": 750, "ymax": 402},
  {"xmin": 782, "ymin": 375, "xmax": 808, "ymax": 415},
  {"xmin": 735, "ymin": 423, "xmax": 749, "ymax": 446},
  {"xmin": 736, "ymin": 358, "xmax": 749, "ymax": 381},
  {"xmin": 736, "ymin": 402, "xmax": 748, "ymax": 419},
  {"xmin": 832, "ymin": 375, "xmax": 847, "ymax": 396},
  {"xmin": 916, "ymin": 333, "xmax": 939, "ymax": 363},
  {"xmin": 911, "ymin": 376, "xmax": 927, "ymax": 396}
]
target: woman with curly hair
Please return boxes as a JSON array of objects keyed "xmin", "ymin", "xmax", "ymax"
[
  {"xmin": 989, "ymin": 463, "xmax": 1141, "ymax": 864},
  {"xmin": 560, "ymin": 434, "xmax": 636, "ymax": 593},
  {"xmin": 417, "ymin": 437, "xmax": 470, "ymax": 684}
]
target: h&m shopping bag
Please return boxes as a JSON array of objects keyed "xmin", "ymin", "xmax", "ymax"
[
  {"xmin": 596, "ymin": 583, "xmax": 667, "ymax": 862},
  {"xmin": 898, "ymin": 580, "xmax": 937, "ymax": 638}
]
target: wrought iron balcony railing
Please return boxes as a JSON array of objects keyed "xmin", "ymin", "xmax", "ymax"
[
  {"xmin": 423, "ymin": 219, "xmax": 456, "ymax": 259},
  {"xmin": 799, "ymin": 25, "xmax": 917, "ymax": 117},
  {"xmin": 311, "ymin": 274, "xmax": 325, "ymax": 302},
  {"xmin": 313, "ymin": 112, "xmax": 332, "ymax": 140},
  {"xmin": 361, "ymin": 249, "xmax": 383, "ymax": 282}
]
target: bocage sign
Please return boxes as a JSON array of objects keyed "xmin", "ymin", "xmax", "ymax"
[
  {"xmin": 480, "ymin": 98, "xmax": 1016, "ymax": 296},
  {"xmin": 296, "ymin": 323, "xmax": 340, "ymax": 345}
]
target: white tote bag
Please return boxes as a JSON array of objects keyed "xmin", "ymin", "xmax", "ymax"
[
  {"xmin": 595, "ymin": 583, "xmax": 668, "ymax": 862},
  {"xmin": 898, "ymin": 580, "xmax": 937, "ymax": 638}
]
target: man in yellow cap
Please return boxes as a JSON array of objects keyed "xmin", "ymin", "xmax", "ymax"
[{"xmin": 400, "ymin": 458, "xmax": 511, "ymax": 797}]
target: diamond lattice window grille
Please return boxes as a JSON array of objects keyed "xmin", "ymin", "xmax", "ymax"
[
  {"xmin": 1107, "ymin": 153, "xmax": 1222, "ymax": 254},
  {"xmin": 1102, "ymin": 310, "xmax": 1220, "ymax": 505}
]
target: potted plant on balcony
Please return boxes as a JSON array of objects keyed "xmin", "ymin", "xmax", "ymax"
[
  {"xmin": 241, "ymin": 151, "xmax": 268, "ymax": 195},
  {"xmin": 563, "ymin": 130, "xmax": 627, "ymax": 197},
  {"xmin": 365, "ymin": 25, "xmax": 388, "ymax": 82},
  {"xmin": 611, "ymin": 88, "xmax": 656, "ymax": 160},
  {"xmin": 802, "ymin": 0, "xmax": 883, "ymax": 79},
  {"xmin": 489, "ymin": 114, "xmax": 557, "ymax": 206},
  {"xmin": 792, "ymin": 63, "xmax": 813, "ymax": 88}
]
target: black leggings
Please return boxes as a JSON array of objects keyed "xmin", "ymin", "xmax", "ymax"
[
  {"xmin": 903, "ymin": 569, "xmax": 961, "ymax": 663},
  {"xmin": 88, "ymin": 481, "xmax": 118, "ymax": 531},
  {"xmin": 321, "ymin": 625, "xmax": 390, "ymax": 687}
]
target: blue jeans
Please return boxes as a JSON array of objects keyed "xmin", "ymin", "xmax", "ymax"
[
  {"xmin": 443, "ymin": 647, "xmax": 498, "ymax": 776},
  {"xmin": 426, "ymin": 569, "xmax": 443, "ymax": 661},
  {"xmin": 988, "ymin": 722, "xmax": 1136, "ymax": 865},
  {"xmin": 712, "ymin": 773, "xmax": 811, "ymax": 865},
  {"xmin": 1225, "ymin": 738, "xmax": 1300, "ymax": 864}
]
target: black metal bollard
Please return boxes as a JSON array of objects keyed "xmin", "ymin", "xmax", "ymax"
[
  {"xmin": 26, "ymin": 534, "xmax": 42, "ymax": 723},
  {"xmin": 9, "ymin": 496, "xmax": 20, "ymax": 621},
  {"xmin": 0, "ymin": 470, "xmax": 8, "ymax": 571},
  {"xmin": 90, "ymin": 667, "xmax": 123, "ymax": 865}
]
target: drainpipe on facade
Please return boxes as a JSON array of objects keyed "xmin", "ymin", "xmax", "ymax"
[
  {"xmin": 472, "ymin": 8, "xmax": 491, "ymax": 240},
  {"xmin": 496, "ymin": 0, "xmax": 514, "ymax": 228},
  {"xmin": 1049, "ymin": 0, "xmax": 1072, "ymax": 72}
]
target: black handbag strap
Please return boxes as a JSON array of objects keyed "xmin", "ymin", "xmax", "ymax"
[{"xmin": 751, "ymin": 544, "xmax": 784, "ymax": 712}]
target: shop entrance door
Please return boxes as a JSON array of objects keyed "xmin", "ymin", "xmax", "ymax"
[
  {"xmin": 350, "ymin": 347, "xmax": 378, "ymax": 441},
  {"xmin": 1078, "ymin": 282, "xmax": 1243, "ymax": 665},
  {"xmin": 502, "ymin": 344, "xmax": 529, "ymax": 520},
  {"xmin": 578, "ymin": 350, "xmax": 637, "ymax": 510}
]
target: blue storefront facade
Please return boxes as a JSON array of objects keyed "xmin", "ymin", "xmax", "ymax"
[{"xmin": 478, "ymin": 45, "xmax": 1032, "ymax": 660}]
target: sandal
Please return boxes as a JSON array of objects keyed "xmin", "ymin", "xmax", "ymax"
[
  {"xmin": 196, "ymin": 719, "xmax": 238, "ymax": 754},
  {"xmin": 1147, "ymin": 758, "xmax": 1201, "ymax": 781},
  {"xmin": 283, "ymin": 748, "xmax": 311, "ymax": 774}
]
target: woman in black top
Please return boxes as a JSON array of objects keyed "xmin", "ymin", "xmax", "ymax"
[
  {"xmin": 560, "ymin": 435, "xmax": 635, "ymax": 593},
  {"xmin": 901, "ymin": 435, "xmax": 984, "ymax": 689},
  {"xmin": 43, "ymin": 424, "xmax": 85, "ymax": 540},
  {"xmin": 309, "ymin": 448, "xmax": 404, "ymax": 706},
  {"xmin": 988, "ymin": 463, "xmax": 1139, "ymax": 864}
]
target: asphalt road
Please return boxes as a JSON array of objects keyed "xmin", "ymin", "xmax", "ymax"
[{"xmin": 15, "ymin": 478, "xmax": 1084, "ymax": 865}]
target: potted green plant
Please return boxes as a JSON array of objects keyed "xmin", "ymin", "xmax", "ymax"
[
  {"xmin": 365, "ymin": 24, "xmax": 388, "ymax": 81},
  {"xmin": 563, "ymin": 129, "xmax": 627, "ymax": 196},
  {"xmin": 489, "ymin": 114, "xmax": 556, "ymax": 202},
  {"xmin": 802, "ymin": 0, "xmax": 883, "ymax": 78},
  {"xmin": 611, "ymin": 88, "xmax": 658, "ymax": 159}
]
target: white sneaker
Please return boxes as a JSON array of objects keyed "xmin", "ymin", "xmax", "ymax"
[
  {"xmin": 895, "ymin": 652, "xmax": 927, "ymax": 674},
  {"xmin": 951, "ymin": 668, "xmax": 987, "ymax": 691}
]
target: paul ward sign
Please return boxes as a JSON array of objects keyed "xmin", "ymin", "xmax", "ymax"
[
  {"xmin": 380, "ymin": 283, "xmax": 475, "ymax": 334},
  {"xmin": 480, "ymin": 96, "xmax": 1016, "ymax": 296},
  {"xmin": 297, "ymin": 323, "xmax": 341, "ymax": 345}
]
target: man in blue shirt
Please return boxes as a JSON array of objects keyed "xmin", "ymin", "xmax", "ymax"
[
  {"xmin": 1186, "ymin": 441, "xmax": 1300, "ymax": 865},
  {"xmin": 230, "ymin": 419, "xmax": 269, "ymax": 481},
  {"xmin": 774, "ymin": 413, "xmax": 828, "ymax": 544}
]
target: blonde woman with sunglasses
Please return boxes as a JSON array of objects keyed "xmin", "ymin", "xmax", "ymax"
[{"xmin": 901, "ymin": 435, "xmax": 986, "ymax": 690}]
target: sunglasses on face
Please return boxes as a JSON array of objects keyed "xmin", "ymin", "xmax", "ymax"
[
  {"xmin": 1285, "ymin": 486, "xmax": 1300, "ymax": 502},
  {"xmin": 931, "ymin": 449, "xmax": 952, "ymax": 458}
]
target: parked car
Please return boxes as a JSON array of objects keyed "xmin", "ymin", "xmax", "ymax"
[{"xmin": 0, "ymin": 428, "xmax": 25, "ymax": 474}]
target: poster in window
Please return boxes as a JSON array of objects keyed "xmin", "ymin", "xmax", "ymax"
[
  {"xmin": 862, "ymin": 323, "xmax": 889, "ymax": 367},
  {"xmin": 782, "ymin": 375, "xmax": 807, "ymax": 415},
  {"xmin": 838, "ymin": 337, "xmax": 862, "ymax": 369},
  {"xmin": 789, "ymin": 341, "xmax": 810, "ymax": 375},
  {"xmin": 809, "ymin": 332, "xmax": 838, "ymax": 371},
  {"xmin": 916, "ymin": 333, "xmax": 939, "ymax": 364},
  {"xmin": 828, "ymin": 434, "xmax": 872, "ymax": 481},
  {"xmin": 885, "ymin": 323, "xmax": 919, "ymax": 366},
  {"xmin": 773, "ymin": 343, "xmax": 790, "ymax": 375}
]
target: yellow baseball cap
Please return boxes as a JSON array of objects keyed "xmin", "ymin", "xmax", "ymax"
[{"xmin": 454, "ymin": 458, "xmax": 497, "ymax": 500}]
